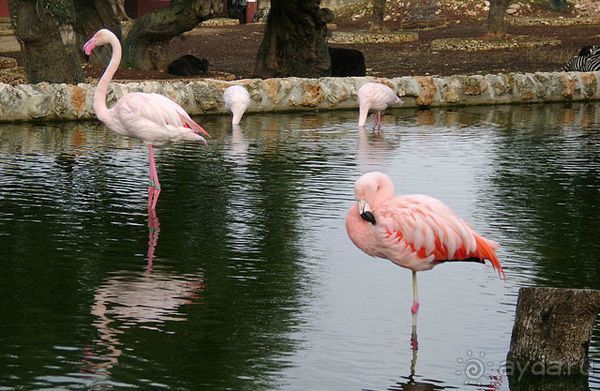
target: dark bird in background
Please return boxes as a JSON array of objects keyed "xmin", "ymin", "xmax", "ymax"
[{"xmin": 167, "ymin": 55, "xmax": 210, "ymax": 77}]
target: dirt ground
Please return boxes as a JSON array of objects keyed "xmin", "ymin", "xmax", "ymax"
[{"xmin": 15, "ymin": 7, "xmax": 600, "ymax": 82}]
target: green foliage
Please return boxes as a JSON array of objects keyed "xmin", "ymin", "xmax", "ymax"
[
  {"xmin": 36, "ymin": 0, "xmax": 76, "ymax": 23},
  {"xmin": 8, "ymin": 0, "xmax": 77, "ymax": 30}
]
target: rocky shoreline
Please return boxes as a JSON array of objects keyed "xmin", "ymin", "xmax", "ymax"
[{"xmin": 0, "ymin": 71, "xmax": 599, "ymax": 122}]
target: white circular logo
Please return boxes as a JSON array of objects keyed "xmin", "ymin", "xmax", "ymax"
[{"xmin": 456, "ymin": 350, "xmax": 494, "ymax": 384}]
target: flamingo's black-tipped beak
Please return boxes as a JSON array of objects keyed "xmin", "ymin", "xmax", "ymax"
[
  {"xmin": 360, "ymin": 211, "xmax": 376, "ymax": 225},
  {"xmin": 359, "ymin": 200, "xmax": 376, "ymax": 225}
]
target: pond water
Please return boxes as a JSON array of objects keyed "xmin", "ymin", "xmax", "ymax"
[{"xmin": 1, "ymin": 102, "xmax": 599, "ymax": 391}]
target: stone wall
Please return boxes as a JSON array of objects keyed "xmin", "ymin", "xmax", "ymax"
[{"xmin": 1, "ymin": 72, "xmax": 599, "ymax": 122}]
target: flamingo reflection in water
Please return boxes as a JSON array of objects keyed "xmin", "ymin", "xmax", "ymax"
[
  {"xmin": 383, "ymin": 339, "xmax": 503, "ymax": 390},
  {"xmin": 356, "ymin": 127, "xmax": 401, "ymax": 174},
  {"xmin": 82, "ymin": 212, "xmax": 204, "ymax": 378},
  {"xmin": 146, "ymin": 208, "xmax": 160, "ymax": 272},
  {"xmin": 230, "ymin": 124, "xmax": 249, "ymax": 164},
  {"xmin": 388, "ymin": 348, "xmax": 446, "ymax": 391}
]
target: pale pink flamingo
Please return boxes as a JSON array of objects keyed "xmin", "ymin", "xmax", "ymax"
[
  {"xmin": 345, "ymin": 172, "xmax": 504, "ymax": 347},
  {"xmin": 223, "ymin": 85, "xmax": 251, "ymax": 125},
  {"xmin": 358, "ymin": 82, "xmax": 404, "ymax": 129},
  {"xmin": 83, "ymin": 29, "xmax": 209, "ymax": 210}
]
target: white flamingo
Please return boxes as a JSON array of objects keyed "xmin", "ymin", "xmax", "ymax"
[
  {"xmin": 223, "ymin": 85, "xmax": 251, "ymax": 125},
  {"xmin": 358, "ymin": 82, "xmax": 404, "ymax": 129}
]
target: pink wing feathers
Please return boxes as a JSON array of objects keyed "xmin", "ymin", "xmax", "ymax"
[
  {"xmin": 358, "ymin": 83, "xmax": 401, "ymax": 111},
  {"xmin": 375, "ymin": 195, "xmax": 505, "ymax": 277},
  {"xmin": 110, "ymin": 93, "xmax": 209, "ymax": 144}
]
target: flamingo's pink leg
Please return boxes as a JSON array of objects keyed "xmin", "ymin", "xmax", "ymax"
[
  {"xmin": 411, "ymin": 271, "xmax": 420, "ymax": 315},
  {"xmin": 410, "ymin": 271, "xmax": 419, "ymax": 350},
  {"xmin": 147, "ymin": 145, "xmax": 161, "ymax": 210}
]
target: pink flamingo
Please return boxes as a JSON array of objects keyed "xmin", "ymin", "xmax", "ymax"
[
  {"xmin": 83, "ymin": 29, "xmax": 209, "ymax": 210},
  {"xmin": 345, "ymin": 172, "xmax": 504, "ymax": 345},
  {"xmin": 358, "ymin": 82, "xmax": 404, "ymax": 129},
  {"xmin": 223, "ymin": 85, "xmax": 251, "ymax": 125}
]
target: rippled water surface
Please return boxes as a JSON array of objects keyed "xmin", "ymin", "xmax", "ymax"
[{"xmin": 1, "ymin": 103, "xmax": 600, "ymax": 390}]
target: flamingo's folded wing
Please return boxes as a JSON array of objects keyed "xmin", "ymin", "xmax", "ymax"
[
  {"xmin": 114, "ymin": 93, "xmax": 209, "ymax": 138},
  {"xmin": 378, "ymin": 195, "xmax": 498, "ymax": 265}
]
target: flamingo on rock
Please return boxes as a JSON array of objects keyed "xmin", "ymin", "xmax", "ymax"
[
  {"xmin": 345, "ymin": 172, "xmax": 505, "ymax": 346},
  {"xmin": 83, "ymin": 29, "xmax": 210, "ymax": 210},
  {"xmin": 358, "ymin": 82, "xmax": 404, "ymax": 129},
  {"xmin": 223, "ymin": 85, "xmax": 251, "ymax": 125}
]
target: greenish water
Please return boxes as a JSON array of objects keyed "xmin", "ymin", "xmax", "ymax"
[{"xmin": 0, "ymin": 103, "xmax": 599, "ymax": 390}]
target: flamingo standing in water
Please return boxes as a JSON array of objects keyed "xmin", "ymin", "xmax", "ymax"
[
  {"xmin": 83, "ymin": 29, "xmax": 209, "ymax": 210},
  {"xmin": 345, "ymin": 172, "xmax": 504, "ymax": 346},
  {"xmin": 358, "ymin": 82, "xmax": 404, "ymax": 129},
  {"xmin": 223, "ymin": 85, "xmax": 251, "ymax": 125}
]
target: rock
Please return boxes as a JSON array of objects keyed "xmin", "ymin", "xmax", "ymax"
[
  {"xmin": 415, "ymin": 76, "xmax": 436, "ymax": 106},
  {"xmin": 330, "ymin": 31, "xmax": 418, "ymax": 44},
  {"xmin": 0, "ymin": 57, "xmax": 18, "ymax": 70},
  {"xmin": 199, "ymin": 18, "xmax": 240, "ymax": 27},
  {"xmin": 507, "ymin": 3, "xmax": 521, "ymax": 14},
  {"xmin": 430, "ymin": 36, "xmax": 561, "ymax": 51},
  {"xmin": 0, "ymin": 66, "xmax": 26, "ymax": 85}
]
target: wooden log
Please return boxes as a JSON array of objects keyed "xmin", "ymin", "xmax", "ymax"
[{"xmin": 507, "ymin": 287, "xmax": 600, "ymax": 376}]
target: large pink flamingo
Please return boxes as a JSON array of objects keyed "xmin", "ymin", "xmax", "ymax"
[
  {"xmin": 345, "ymin": 172, "xmax": 504, "ymax": 346},
  {"xmin": 358, "ymin": 82, "xmax": 404, "ymax": 129},
  {"xmin": 83, "ymin": 29, "xmax": 209, "ymax": 210}
]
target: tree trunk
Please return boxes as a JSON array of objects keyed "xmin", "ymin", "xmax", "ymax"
[
  {"xmin": 506, "ymin": 287, "xmax": 600, "ymax": 378},
  {"xmin": 115, "ymin": 0, "xmax": 130, "ymax": 21},
  {"xmin": 74, "ymin": 0, "xmax": 122, "ymax": 65},
  {"xmin": 369, "ymin": 0, "xmax": 388, "ymax": 33},
  {"xmin": 254, "ymin": 0, "xmax": 334, "ymax": 78},
  {"xmin": 487, "ymin": 0, "xmax": 510, "ymax": 37},
  {"xmin": 123, "ymin": 0, "xmax": 223, "ymax": 71},
  {"xmin": 8, "ymin": 0, "xmax": 84, "ymax": 84}
]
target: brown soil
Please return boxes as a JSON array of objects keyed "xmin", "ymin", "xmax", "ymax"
[
  {"xmin": 128, "ymin": 19, "xmax": 598, "ymax": 80},
  {"xmin": 7, "ymin": 11, "xmax": 600, "ymax": 82}
]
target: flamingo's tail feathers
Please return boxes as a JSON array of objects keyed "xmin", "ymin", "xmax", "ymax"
[
  {"xmin": 179, "ymin": 113, "xmax": 210, "ymax": 138},
  {"xmin": 475, "ymin": 235, "xmax": 505, "ymax": 280}
]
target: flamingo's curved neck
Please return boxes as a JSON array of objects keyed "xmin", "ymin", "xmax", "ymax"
[
  {"xmin": 372, "ymin": 175, "xmax": 395, "ymax": 208},
  {"xmin": 94, "ymin": 34, "xmax": 121, "ymax": 124},
  {"xmin": 232, "ymin": 109, "xmax": 244, "ymax": 125},
  {"xmin": 358, "ymin": 105, "xmax": 369, "ymax": 127}
]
